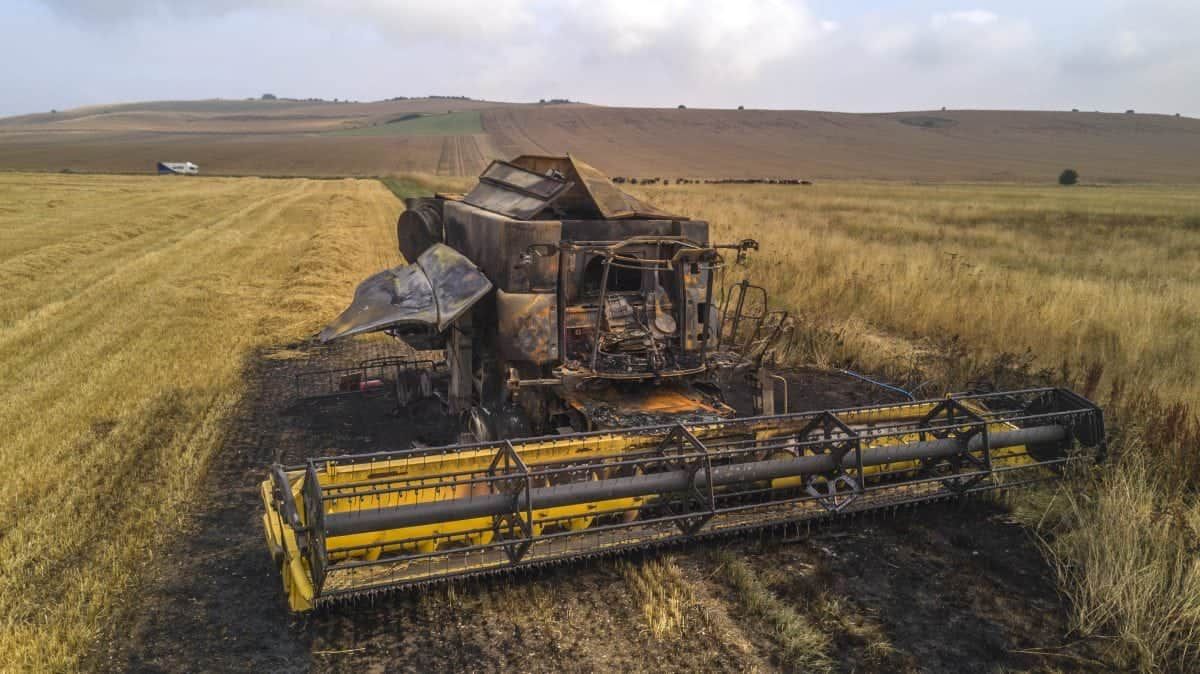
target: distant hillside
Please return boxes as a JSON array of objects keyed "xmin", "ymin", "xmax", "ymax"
[
  {"xmin": 1, "ymin": 98, "xmax": 1197, "ymax": 182},
  {"xmin": 0, "ymin": 97, "xmax": 517, "ymax": 134},
  {"xmin": 483, "ymin": 107, "xmax": 1200, "ymax": 183}
]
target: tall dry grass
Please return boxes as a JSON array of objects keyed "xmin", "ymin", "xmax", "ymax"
[
  {"xmin": 1036, "ymin": 384, "xmax": 1200, "ymax": 670},
  {"xmin": 621, "ymin": 556, "xmax": 707, "ymax": 640},
  {"xmin": 0, "ymin": 173, "xmax": 402, "ymax": 671},
  {"xmin": 645, "ymin": 182, "xmax": 1200, "ymax": 402},
  {"xmin": 639, "ymin": 181, "xmax": 1200, "ymax": 671}
]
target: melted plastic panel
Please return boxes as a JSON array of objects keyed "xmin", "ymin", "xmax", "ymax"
[{"xmin": 318, "ymin": 244, "xmax": 492, "ymax": 342}]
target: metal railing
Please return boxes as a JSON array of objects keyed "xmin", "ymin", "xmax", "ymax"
[
  {"xmin": 293, "ymin": 356, "xmax": 443, "ymax": 401},
  {"xmin": 269, "ymin": 387, "xmax": 1104, "ymax": 606}
]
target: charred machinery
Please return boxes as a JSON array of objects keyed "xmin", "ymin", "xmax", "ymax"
[
  {"xmin": 316, "ymin": 155, "xmax": 777, "ymax": 436},
  {"xmin": 262, "ymin": 156, "xmax": 1105, "ymax": 611}
]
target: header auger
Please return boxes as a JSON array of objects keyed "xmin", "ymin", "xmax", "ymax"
[{"xmin": 262, "ymin": 155, "xmax": 1105, "ymax": 611}]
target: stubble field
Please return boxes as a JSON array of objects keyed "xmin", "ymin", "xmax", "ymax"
[
  {"xmin": 0, "ymin": 173, "xmax": 402, "ymax": 670},
  {"xmin": 2, "ymin": 173, "xmax": 1197, "ymax": 672}
]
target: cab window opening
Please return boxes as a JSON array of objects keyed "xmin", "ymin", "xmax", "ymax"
[{"xmin": 582, "ymin": 255, "xmax": 641, "ymax": 295}]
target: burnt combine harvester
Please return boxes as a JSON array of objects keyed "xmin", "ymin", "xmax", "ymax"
[{"xmin": 262, "ymin": 156, "xmax": 1105, "ymax": 611}]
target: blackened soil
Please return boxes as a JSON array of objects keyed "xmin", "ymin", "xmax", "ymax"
[{"xmin": 98, "ymin": 343, "xmax": 1109, "ymax": 673}]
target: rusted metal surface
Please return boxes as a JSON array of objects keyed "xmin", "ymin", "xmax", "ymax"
[
  {"xmin": 561, "ymin": 385, "xmax": 733, "ymax": 429},
  {"xmin": 496, "ymin": 291, "xmax": 558, "ymax": 364}
]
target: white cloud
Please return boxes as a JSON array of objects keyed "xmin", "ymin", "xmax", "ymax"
[
  {"xmin": 6, "ymin": 0, "xmax": 1200, "ymax": 117},
  {"xmin": 39, "ymin": 0, "xmax": 246, "ymax": 22},
  {"xmin": 936, "ymin": 10, "xmax": 998, "ymax": 27},
  {"xmin": 318, "ymin": 0, "xmax": 537, "ymax": 41},
  {"xmin": 860, "ymin": 9, "xmax": 1033, "ymax": 69},
  {"xmin": 1114, "ymin": 30, "xmax": 1142, "ymax": 59},
  {"xmin": 42, "ymin": 0, "xmax": 538, "ymax": 39},
  {"xmin": 564, "ymin": 0, "xmax": 826, "ymax": 80},
  {"xmin": 40, "ymin": 0, "xmax": 822, "ymax": 78},
  {"xmin": 1061, "ymin": 1, "xmax": 1198, "ymax": 78}
]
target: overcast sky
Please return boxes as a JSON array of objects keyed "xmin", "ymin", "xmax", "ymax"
[{"xmin": 2, "ymin": 0, "xmax": 1196, "ymax": 118}]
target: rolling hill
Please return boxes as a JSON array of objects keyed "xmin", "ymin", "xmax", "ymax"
[{"xmin": 1, "ymin": 97, "xmax": 1197, "ymax": 182}]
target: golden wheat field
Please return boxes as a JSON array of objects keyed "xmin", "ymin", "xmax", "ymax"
[
  {"xmin": 642, "ymin": 182, "xmax": 1200, "ymax": 404},
  {"xmin": 0, "ymin": 173, "xmax": 403, "ymax": 671},
  {"xmin": 2, "ymin": 173, "xmax": 1198, "ymax": 671},
  {"xmin": 640, "ymin": 181, "xmax": 1200, "ymax": 670}
]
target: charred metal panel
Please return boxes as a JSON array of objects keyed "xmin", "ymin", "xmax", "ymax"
[
  {"xmin": 683, "ymin": 281, "xmax": 711, "ymax": 351},
  {"xmin": 318, "ymin": 244, "xmax": 491, "ymax": 342},
  {"xmin": 680, "ymin": 219, "xmax": 709, "ymax": 244},
  {"xmin": 442, "ymin": 200, "xmax": 504, "ymax": 283},
  {"xmin": 480, "ymin": 161, "xmax": 570, "ymax": 200},
  {"xmin": 561, "ymin": 306, "xmax": 598, "ymax": 363},
  {"xmin": 318, "ymin": 264, "xmax": 436, "ymax": 342},
  {"xmin": 442, "ymin": 200, "xmax": 562, "ymax": 292},
  {"xmin": 567, "ymin": 157, "xmax": 679, "ymax": 219},
  {"xmin": 522, "ymin": 240, "xmax": 559, "ymax": 292},
  {"xmin": 508, "ymin": 155, "xmax": 691, "ymax": 221},
  {"xmin": 503, "ymin": 219, "xmax": 561, "ymax": 292},
  {"xmin": 420, "ymin": 243, "xmax": 494, "ymax": 331},
  {"xmin": 560, "ymin": 218, "xmax": 709, "ymax": 244},
  {"xmin": 462, "ymin": 160, "xmax": 572, "ymax": 220},
  {"xmin": 496, "ymin": 291, "xmax": 558, "ymax": 364}
]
